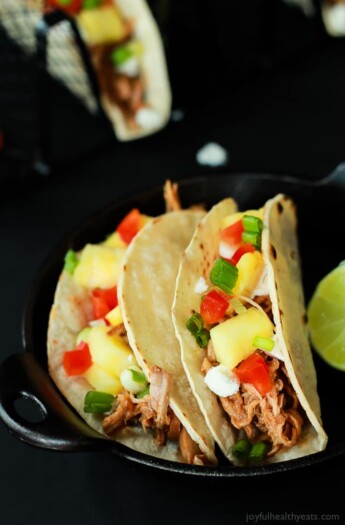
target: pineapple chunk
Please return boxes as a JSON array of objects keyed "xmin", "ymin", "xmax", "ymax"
[
  {"xmin": 232, "ymin": 251, "xmax": 265, "ymax": 297},
  {"xmin": 73, "ymin": 244, "xmax": 126, "ymax": 289},
  {"xmin": 84, "ymin": 364, "xmax": 123, "ymax": 395},
  {"xmin": 88, "ymin": 325, "xmax": 136, "ymax": 377},
  {"xmin": 77, "ymin": 6, "xmax": 127, "ymax": 46},
  {"xmin": 105, "ymin": 305, "xmax": 123, "ymax": 327},
  {"xmin": 221, "ymin": 209, "xmax": 263, "ymax": 230},
  {"xmin": 102, "ymin": 232, "xmax": 126, "ymax": 249},
  {"xmin": 210, "ymin": 307, "xmax": 274, "ymax": 370}
]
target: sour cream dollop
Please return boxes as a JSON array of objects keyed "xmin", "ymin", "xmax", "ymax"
[
  {"xmin": 204, "ymin": 365, "xmax": 240, "ymax": 397},
  {"xmin": 135, "ymin": 108, "xmax": 163, "ymax": 130},
  {"xmin": 194, "ymin": 277, "xmax": 208, "ymax": 294}
]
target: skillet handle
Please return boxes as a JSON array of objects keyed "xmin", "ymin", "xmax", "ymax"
[{"xmin": 0, "ymin": 352, "xmax": 113, "ymax": 451}]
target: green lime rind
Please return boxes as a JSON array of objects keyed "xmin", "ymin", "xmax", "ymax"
[
  {"xmin": 308, "ymin": 264, "xmax": 345, "ymax": 371},
  {"xmin": 314, "ymin": 329, "xmax": 345, "ymax": 371},
  {"xmin": 313, "ymin": 266, "xmax": 345, "ymax": 307},
  {"xmin": 308, "ymin": 296, "xmax": 345, "ymax": 329},
  {"xmin": 310, "ymin": 320, "xmax": 345, "ymax": 350}
]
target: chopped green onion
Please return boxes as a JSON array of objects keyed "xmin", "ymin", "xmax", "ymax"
[
  {"xmin": 84, "ymin": 391, "xmax": 115, "ymax": 406},
  {"xmin": 76, "ymin": 327, "xmax": 91, "ymax": 346},
  {"xmin": 84, "ymin": 403, "xmax": 113, "ymax": 414},
  {"xmin": 130, "ymin": 369, "xmax": 147, "ymax": 384},
  {"xmin": 242, "ymin": 215, "xmax": 263, "ymax": 250},
  {"xmin": 186, "ymin": 313, "xmax": 210, "ymax": 348},
  {"xmin": 242, "ymin": 215, "xmax": 263, "ymax": 234},
  {"xmin": 232, "ymin": 439, "xmax": 251, "ymax": 460},
  {"xmin": 242, "ymin": 231, "xmax": 261, "ymax": 250},
  {"xmin": 136, "ymin": 385, "xmax": 150, "ymax": 399},
  {"xmin": 84, "ymin": 391, "xmax": 115, "ymax": 414},
  {"xmin": 110, "ymin": 46, "xmax": 133, "ymax": 66},
  {"xmin": 64, "ymin": 249, "xmax": 79, "ymax": 274},
  {"xmin": 195, "ymin": 329, "xmax": 210, "ymax": 348},
  {"xmin": 186, "ymin": 313, "xmax": 203, "ymax": 335},
  {"xmin": 253, "ymin": 336, "xmax": 274, "ymax": 352},
  {"xmin": 83, "ymin": 0, "xmax": 102, "ymax": 9},
  {"xmin": 230, "ymin": 298, "xmax": 247, "ymax": 315},
  {"xmin": 249, "ymin": 441, "xmax": 270, "ymax": 461},
  {"xmin": 210, "ymin": 258, "xmax": 238, "ymax": 294}
]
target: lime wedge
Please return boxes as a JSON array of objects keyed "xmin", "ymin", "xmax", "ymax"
[{"xmin": 308, "ymin": 263, "xmax": 345, "ymax": 371}]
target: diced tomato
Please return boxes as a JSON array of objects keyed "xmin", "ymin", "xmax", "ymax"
[
  {"xmin": 234, "ymin": 352, "xmax": 272, "ymax": 395},
  {"xmin": 63, "ymin": 341, "xmax": 92, "ymax": 376},
  {"xmin": 220, "ymin": 220, "xmax": 244, "ymax": 246},
  {"xmin": 46, "ymin": 0, "xmax": 83, "ymax": 15},
  {"xmin": 230, "ymin": 243, "xmax": 256, "ymax": 265},
  {"xmin": 92, "ymin": 286, "xmax": 118, "ymax": 320},
  {"xmin": 116, "ymin": 208, "xmax": 141, "ymax": 245},
  {"xmin": 200, "ymin": 290, "xmax": 230, "ymax": 324}
]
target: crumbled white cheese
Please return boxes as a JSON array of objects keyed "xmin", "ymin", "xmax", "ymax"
[
  {"xmin": 204, "ymin": 365, "xmax": 240, "ymax": 397},
  {"xmin": 219, "ymin": 241, "xmax": 238, "ymax": 260},
  {"xmin": 116, "ymin": 57, "xmax": 140, "ymax": 77},
  {"xmin": 135, "ymin": 108, "xmax": 163, "ymax": 129},
  {"xmin": 251, "ymin": 265, "xmax": 270, "ymax": 297},
  {"xmin": 194, "ymin": 277, "xmax": 208, "ymax": 294},
  {"xmin": 196, "ymin": 142, "xmax": 228, "ymax": 167}
]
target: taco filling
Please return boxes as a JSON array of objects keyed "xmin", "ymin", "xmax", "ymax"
[
  {"xmin": 179, "ymin": 202, "xmax": 321, "ymax": 463},
  {"xmin": 48, "ymin": 183, "xmax": 215, "ymax": 465}
]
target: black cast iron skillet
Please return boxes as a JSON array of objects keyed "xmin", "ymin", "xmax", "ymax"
[{"xmin": 1, "ymin": 167, "xmax": 345, "ymax": 477}]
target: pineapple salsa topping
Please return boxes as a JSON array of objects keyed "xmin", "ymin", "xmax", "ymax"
[
  {"xmin": 61, "ymin": 209, "xmax": 152, "ymax": 412},
  {"xmin": 186, "ymin": 209, "xmax": 281, "ymax": 399}
]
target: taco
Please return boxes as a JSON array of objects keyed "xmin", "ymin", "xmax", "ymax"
[
  {"xmin": 45, "ymin": 0, "xmax": 171, "ymax": 140},
  {"xmin": 172, "ymin": 195, "xmax": 328, "ymax": 464},
  {"xmin": 47, "ymin": 186, "xmax": 216, "ymax": 465}
]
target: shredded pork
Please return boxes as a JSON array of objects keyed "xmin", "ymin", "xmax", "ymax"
[
  {"xmin": 102, "ymin": 363, "xmax": 202, "ymax": 464},
  {"xmin": 102, "ymin": 366, "xmax": 172, "ymax": 443},
  {"xmin": 149, "ymin": 365, "xmax": 171, "ymax": 429},
  {"xmin": 219, "ymin": 354, "xmax": 303, "ymax": 455},
  {"xmin": 253, "ymin": 295, "xmax": 274, "ymax": 321},
  {"xmin": 179, "ymin": 427, "xmax": 207, "ymax": 466},
  {"xmin": 164, "ymin": 180, "xmax": 182, "ymax": 212},
  {"xmin": 202, "ymin": 295, "xmax": 304, "ymax": 458},
  {"xmin": 102, "ymin": 392, "xmax": 140, "ymax": 436}
]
